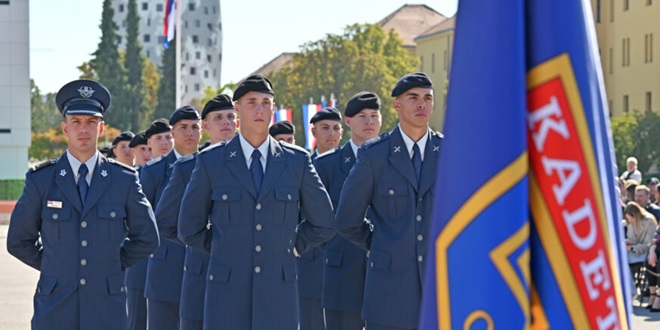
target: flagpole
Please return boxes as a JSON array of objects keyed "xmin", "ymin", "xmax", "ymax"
[{"xmin": 175, "ymin": 0, "xmax": 182, "ymax": 107}]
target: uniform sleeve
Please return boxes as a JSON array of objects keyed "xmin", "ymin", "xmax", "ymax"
[
  {"xmin": 121, "ymin": 171, "xmax": 160, "ymax": 269},
  {"xmin": 155, "ymin": 163, "xmax": 186, "ymax": 242},
  {"xmin": 139, "ymin": 165, "xmax": 157, "ymax": 206},
  {"xmin": 179, "ymin": 156, "xmax": 213, "ymax": 253},
  {"xmin": 295, "ymin": 154, "xmax": 336, "ymax": 254},
  {"xmin": 335, "ymin": 148, "xmax": 374, "ymax": 250},
  {"xmin": 6, "ymin": 174, "xmax": 43, "ymax": 270}
]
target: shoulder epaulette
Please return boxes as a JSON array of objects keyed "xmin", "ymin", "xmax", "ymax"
[
  {"xmin": 433, "ymin": 130, "xmax": 444, "ymax": 139},
  {"xmin": 361, "ymin": 132, "xmax": 389, "ymax": 150},
  {"xmin": 315, "ymin": 147, "xmax": 338, "ymax": 160},
  {"xmin": 145, "ymin": 156, "xmax": 164, "ymax": 166},
  {"xmin": 177, "ymin": 153, "xmax": 197, "ymax": 164},
  {"xmin": 30, "ymin": 158, "xmax": 57, "ymax": 172},
  {"xmin": 199, "ymin": 140, "xmax": 227, "ymax": 154},
  {"xmin": 107, "ymin": 158, "xmax": 137, "ymax": 172},
  {"xmin": 279, "ymin": 141, "xmax": 310, "ymax": 155}
]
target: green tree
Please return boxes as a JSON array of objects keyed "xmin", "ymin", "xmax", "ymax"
[
  {"xmin": 611, "ymin": 110, "xmax": 660, "ymax": 175},
  {"xmin": 91, "ymin": 0, "xmax": 128, "ymax": 129},
  {"xmin": 270, "ymin": 24, "xmax": 419, "ymax": 145},
  {"xmin": 140, "ymin": 57, "xmax": 161, "ymax": 128},
  {"xmin": 30, "ymin": 80, "xmax": 61, "ymax": 133},
  {"xmin": 123, "ymin": 0, "xmax": 147, "ymax": 131},
  {"xmin": 154, "ymin": 39, "xmax": 177, "ymax": 120}
]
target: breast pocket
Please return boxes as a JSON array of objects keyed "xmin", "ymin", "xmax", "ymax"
[
  {"xmin": 98, "ymin": 206, "xmax": 127, "ymax": 242},
  {"xmin": 375, "ymin": 181, "xmax": 410, "ymax": 219},
  {"xmin": 275, "ymin": 188, "xmax": 299, "ymax": 224},
  {"xmin": 41, "ymin": 207, "xmax": 71, "ymax": 243},
  {"xmin": 211, "ymin": 189, "xmax": 241, "ymax": 224}
]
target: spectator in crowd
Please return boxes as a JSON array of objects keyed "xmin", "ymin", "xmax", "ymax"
[
  {"xmin": 648, "ymin": 177, "xmax": 660, "ymax": 203},
  {"xmin": 635, "ymin": 185, "xmax": 660, "ymax": 221},
  {"xmin": 621, "ymin": 156, "xmax": 643, "ymax": 183},
  {"xmin": 624, "ymin": 201, "xmax": 658, "ymax": 304}
]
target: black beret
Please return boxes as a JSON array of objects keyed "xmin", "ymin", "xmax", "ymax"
[
  {"xmin": 112, "ymin": 131, "xmax": 135, "ymax": 146},
  {"xmin": 310, "ymin": 107, "xmax": 342, "ymax": 124},
  {"xmin": 129, "ymin": 131, "xmax": 148, "ymax": 148},
  {"xmin": 345, "ymin": 91, "xmax": 381, "ymax": 117},
  {"xmin": 169, "ymin": 105, "xmax": 201, "ymax": 125},
  {"xmin": 391, "ymin": 72, "xmax": 433, "ymax": 97},
  {"xmin": 56, "ymin": 79, "xmax": 111, "ymax": 117},
  {"xmin": 106, "ymin": 148, "xmax": 115, "ymax": 158},
  {"xmin": 145, "ymin": 118, "xmax": 171, "ymax": 138},
  {"xmin": 202, "ymin": 94, "xmax": 234, "ymax": 119},
  {"xmin": 233, "ymin": 74, "xmax": 274, "ymax": 101},
  {"xmin": 269, "ymin": 121, "xmax": 295, "ymax": 136}
]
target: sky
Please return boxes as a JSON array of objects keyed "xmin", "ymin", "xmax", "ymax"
[{"xmin": 30, "ymin": 0, "xmax": 458, "ymax": 94}]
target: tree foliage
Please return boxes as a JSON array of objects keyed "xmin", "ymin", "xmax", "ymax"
[
  {"xmin": 611, "ymin": 110, "xmax": 660, "ymax": 175},
  {"xmin": 154, "ymin": 39, "xmax": 177, "ymax": 120},
  {"xmin": 270, "ymin": 24, "xmax": 419, "ymax": 144},
  {"xmin": 30, "ymin": 79, "xmax": 60, "ymax": 133},
  {"xmin": 28, "ymin": 125, "xmax": 122, "ymax": 162},
  {"xmin": 123, "ymin": 0, "xmax": 147, "ymax": 131}
]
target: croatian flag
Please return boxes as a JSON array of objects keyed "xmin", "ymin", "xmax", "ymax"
[
  {"xmin": 302, "ymin": 104, "xmax": 321, "ymax": 150},
  {"xmin": 163, "ymin": 0, "xmax": 177, "ymax": 49},
  {"xmin": 273, "ymin": 108, "xmax": 292, "ymax": 123}
]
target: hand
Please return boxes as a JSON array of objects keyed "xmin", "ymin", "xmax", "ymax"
[
  {"xmin": 625, "ymin": 239, "xmax": 633, "ymax": 245},
  {"xmin": 649, "ymin": 250, "xmax": 657, "ymax": 267}
]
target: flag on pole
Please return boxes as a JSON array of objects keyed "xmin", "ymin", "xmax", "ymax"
[
  {"xmin": 302, "ymin": 103, "xmax": 321, "ymax": 150},
  {"xmin": 273, "ymin": 108, "xmax": 293, "ymax": 123},
  {"xmin": 163, "ymin": 0, "xmax": 177, "ymax": 49},
  {"xmin": 419, "ymin": 0, "xmax": 629, "ymax": 329}
]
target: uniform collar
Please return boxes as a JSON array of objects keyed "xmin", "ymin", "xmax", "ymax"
[
  {"xmin": 238, "ymin": 133, "xmax": 269, "ymax": 171},
  {"xmin": 398, "ymin": 124, "xmax": 429, "ymax": 161},
  {"xmin": 66, "ymin": 150, "xmax": 99, "ymax": 184}
]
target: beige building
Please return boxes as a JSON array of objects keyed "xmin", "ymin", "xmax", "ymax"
[
  {"xmin": 592, "ymin": 0, "xmax": 659, "ymax": 117},
  {"xmin": 414, "ymin": 17, "xmax": 455, "ymax": 131}
]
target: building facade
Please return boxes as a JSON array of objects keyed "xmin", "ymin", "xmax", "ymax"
[
  {"xmin": 0, "ymin": 0, "xmax": 30, "ymax": 179},
  {"xmin": 113, "ymin": 0, "xmax": 223, "ymax": 105},
  {"xmin": 592, "ymin": 0, "xmax": 659, "ymax": 117}
]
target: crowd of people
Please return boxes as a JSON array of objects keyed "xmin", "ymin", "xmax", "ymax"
[
  {"xmin": 7, "ymin": 72, "xmax": 438, "ymax": 330},
  {"xmin": 618, "ymin": 156, "xmax": 660, "ymax": 311}
]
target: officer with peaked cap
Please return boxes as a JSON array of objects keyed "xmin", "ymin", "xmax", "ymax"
[
  {"xmin": 178, "ymin": 74, "xmax": 336, "ymax": 329},
  {"xmin": 155, "ymin": 94, "xmax": 238, "ymax": 330},
  {"xmin": 335, "ymin": 73, "xmax": 443, "ymax": 329},
  {"xmin": 142, "ymin": 105, "xmax": 202, "ymax": 330},
  {"xmin": 7, "ymin": 79, "xmax": 159, "ymax": 330},
  {"xmin": 314, "ymin": 91, "xmax": 383, "ymax": 330}
]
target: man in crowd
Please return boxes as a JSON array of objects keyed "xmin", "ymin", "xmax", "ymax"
[
  {"xmin": 179, "ymin": 74, "xmax": 336, "ymax": 329},
  {"xmin": 142, "ymin": 106, "xmax": 202, "ymax": 330},
  {"xmin": 336, "ymin": 73, "xmax": 442, "ymax": 330},
  {"xmin": 156, "ymin": 94, "xmax": 237, "ymax": 330},
  {"xmin": 314, "ymin": 91, "xmax": 383, "ymax": 330},
  {"xmin": 309, "ymin": 107, "xmax": 344, "ymax": 159},
  {"xmin": 635, "ymin": 185, "xmax": 660, "ymax": 221},
  {"xmin": 269, "ymin": 120, "xmax": 296, "ymax": 144},
  {"xmin": 112, "ymin": 131, "xmax": 135, "ymax": 166},
  {"xmin": 130, "ymin": 131, "xmax": 151, "ymax": 167},
  {"xmin": 621, "ymin": 156, "xmax": 642, "ymax": 183},
  {"xmin": 7, "ymin": 79, "xmax": 159, "ymax": 330}
]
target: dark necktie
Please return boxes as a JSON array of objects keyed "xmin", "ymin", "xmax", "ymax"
[
  {"xmin": 412, "ymin": 143, "xmax": 422, "ymax": 184},
  {"xmin": 78, "ymin": 164, "xmax": 89, "ymax": 205},
  {"xmin": 251, "ymin": 149, "xmax": 263, "ymax": 193}
]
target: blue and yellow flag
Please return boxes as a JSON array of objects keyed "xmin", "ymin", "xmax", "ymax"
[{"xmin": 420, "ymin": 0, "xmax": 630, "ymax": 329}]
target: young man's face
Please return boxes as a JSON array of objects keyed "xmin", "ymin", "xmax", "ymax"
[
  {"xmin": 61, "ymin": 115, "xmax": 104, "ymax": 157},
  {"xmin": 393, "ymin": 87, "xmax": 434, "ymax": 130},
  {"xmin": 171, "ymin": 119, "xmax": 202, "ymax": 155},
  {"xmin": 312, "ymin": 120, "xmax": 343, "ymax": 153},
  {"xmin": 203, "ymin": 110, "xmax": 237, "ymax": 143},
  {"xmin": 147, "ymin": 131, "xmax": 173, "ymax": 158}
]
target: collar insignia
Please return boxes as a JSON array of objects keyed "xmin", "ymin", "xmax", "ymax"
[
  {"xmin": 433, "ymin": 146, "xmax": 440, "ymax": 152},
  {"xmin": 230, "ymin": 151, "xmax": 237, "ymax": 158},
  {"xmin": 101, "ymin": 170, "xmax": 108, "ymax": 177},
  {"xmin": 394, "ymin": 146, "xmax": 401, "ymax": 153},
  {"xmin": 59, "ymin": 169, "xmax": 67, "ymax": 177},
  {"xmin": 345, "ymin": 157, "xmax": 351, "ymax": 163}
]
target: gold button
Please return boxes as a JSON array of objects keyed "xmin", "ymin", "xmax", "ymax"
[
  {"xmin": 222, "ymin": 194, "xmax": 228, "ymax": 201},
  {"xmin": 52, "ymin": 213, "xmax": 59, "ymax": 220},
  {"xmin": 389, "ymin": 189, "xmax": 394, "ymax": 196},
  {"xmin": 256, "ymin": 203, "xmax": 262, "ymax": 210},
  {"xmin": 81, "ymin": 221, "xmax": 88, "ymax": 228},
  {"xmin": 110, "ymin": 211, "xmax": 116, "ymax": 218}
]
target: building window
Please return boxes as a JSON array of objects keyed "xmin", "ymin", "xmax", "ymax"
[
  {"xmin": 218, "ymin": 22, "xmax": 223, "ymax": 30},
  {"xmin": 213, "ymin": 6, "xmax": 216, "ymax": 14},
  {"xmin": 596, "ymin": 0, "xmax": 601, "ymax": 22},
  {"xmin": 623, "ymin": 95, "xmax": 629, "ymax": 112},
  {"xmin": 185, "ymin": 53, "xmax": 189, "ymax": 60},
  {"xmin": 195, "ymin": 51, "xmax": 201, "ymax": 59},
  {"xmin": 192, "ymin": 35, "xmax": 199, "ymax": 43},
  {"xmin": 122, "ymin": 20, "xmax": 127, "ymax": 27},
  {"xmin": 184, "ymin": 21, "xmax": 188, "ymax": 29},
  {"xmin": 156, "ymin": 4, "xmax": 163, "ymax": 11},
  {"xmin": 443, "ymin": 50, "xmax": 448, "ymax": 70},
  {"xmin": 189, "ymin": 3, "xmax": 195, "ymax": 10},
  {"xmin": 0, "ymin": 1, "xmax": 10, "ymax": 5},
  {"xmin": 420, "ymin": 56, "xmax": 424, "ymax": 72},
  {"xmin": 207, "ymin": 54, "xmax": 212, "ymax": 62},
  {"xmin": 205, "ymin": 7, "xmax": 209, "ymax": 14},
  {"xmin": 117, "ymin": 37, "xmax": 122, "ymax": 45},
  {"xmin": 195, "ymin": 84, "xmax": 201, "ymax": 92},
  {"xmin": 219, "ymin": 54, "xmax": 222, "ymax": 61},
  {"xmin": 213, "ymin": 69, "xmax": 217, "ymax": 77},
  {"xmin": 610, "ymin": 0, "xmax": 614, "ymax": 21},
  {"xmin": 609, "ymin": 48, "xmax": 613, "ymax": 73},
  {"xmin": 622, "ymin": 37, "xmax": 630, "ymax": 67},
  {"xmin": 624, "ymin": 0, "xmax": 629, "ymax": 10},
  {"xmin": 204, "ymin": 70, "xmax": 209, "ymax": 78},
  {"xmin": 195, "ymin": 20, "xmax": 201, "ymax": 28},
  {"xmin": 208, "ymin": 23, "xmax": 213, "ymax": 31},
  {"xmin": 646, "ymin": 92, "xmax": 653, "ymax": 112},
  {"xmin": 190, "ymin": 67, "xmax": 196, "ymax": 75},
  {"xmin": 648, "ymin": 0, "xmax": 653, "ymax": 5},
  {"xmin": 142, "ymin": 2, "xmax": 148, "ymax": 10},
  {"xmin": 146, "ymin": 50, "xmax": 150, "ymax": 58},
  {"xmin": 143, "ymin": 34, "xmax": 150, "ymax": 43},
  {"xmin": 185, "ymin": 85, "xmax": 188, "ymax": 93},
  {"xmin": 608, "ymin": 100, "xmax": 613, "ymax": 117},
  {"xmin": 147, "ymin": 18, "xmax": 151, "ymax": 26},
  {"xmin": 431, "ymin": 53, "xmax": 436, "ymax": 73},
  {"xmin": 208, "ymin": 38, "xmax": 213, "ymax": 47},
  {"xmin": 119, "ymin": 4, "xmax": 124, "ymax": 12}
]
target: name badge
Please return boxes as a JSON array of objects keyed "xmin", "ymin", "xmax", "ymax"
[{"xmin": 47, "ymin": 200, "xmax": 63, "ymax": 209}]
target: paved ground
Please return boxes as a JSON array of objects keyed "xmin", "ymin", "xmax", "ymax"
[{"xmin": 0, "ymin": 224, "xmax": 658, "ymax": 329}]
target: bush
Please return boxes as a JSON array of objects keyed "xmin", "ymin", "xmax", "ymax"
[{"xmin": 0, "ymin": 179, "xmax": 25, "ymax": 200}]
